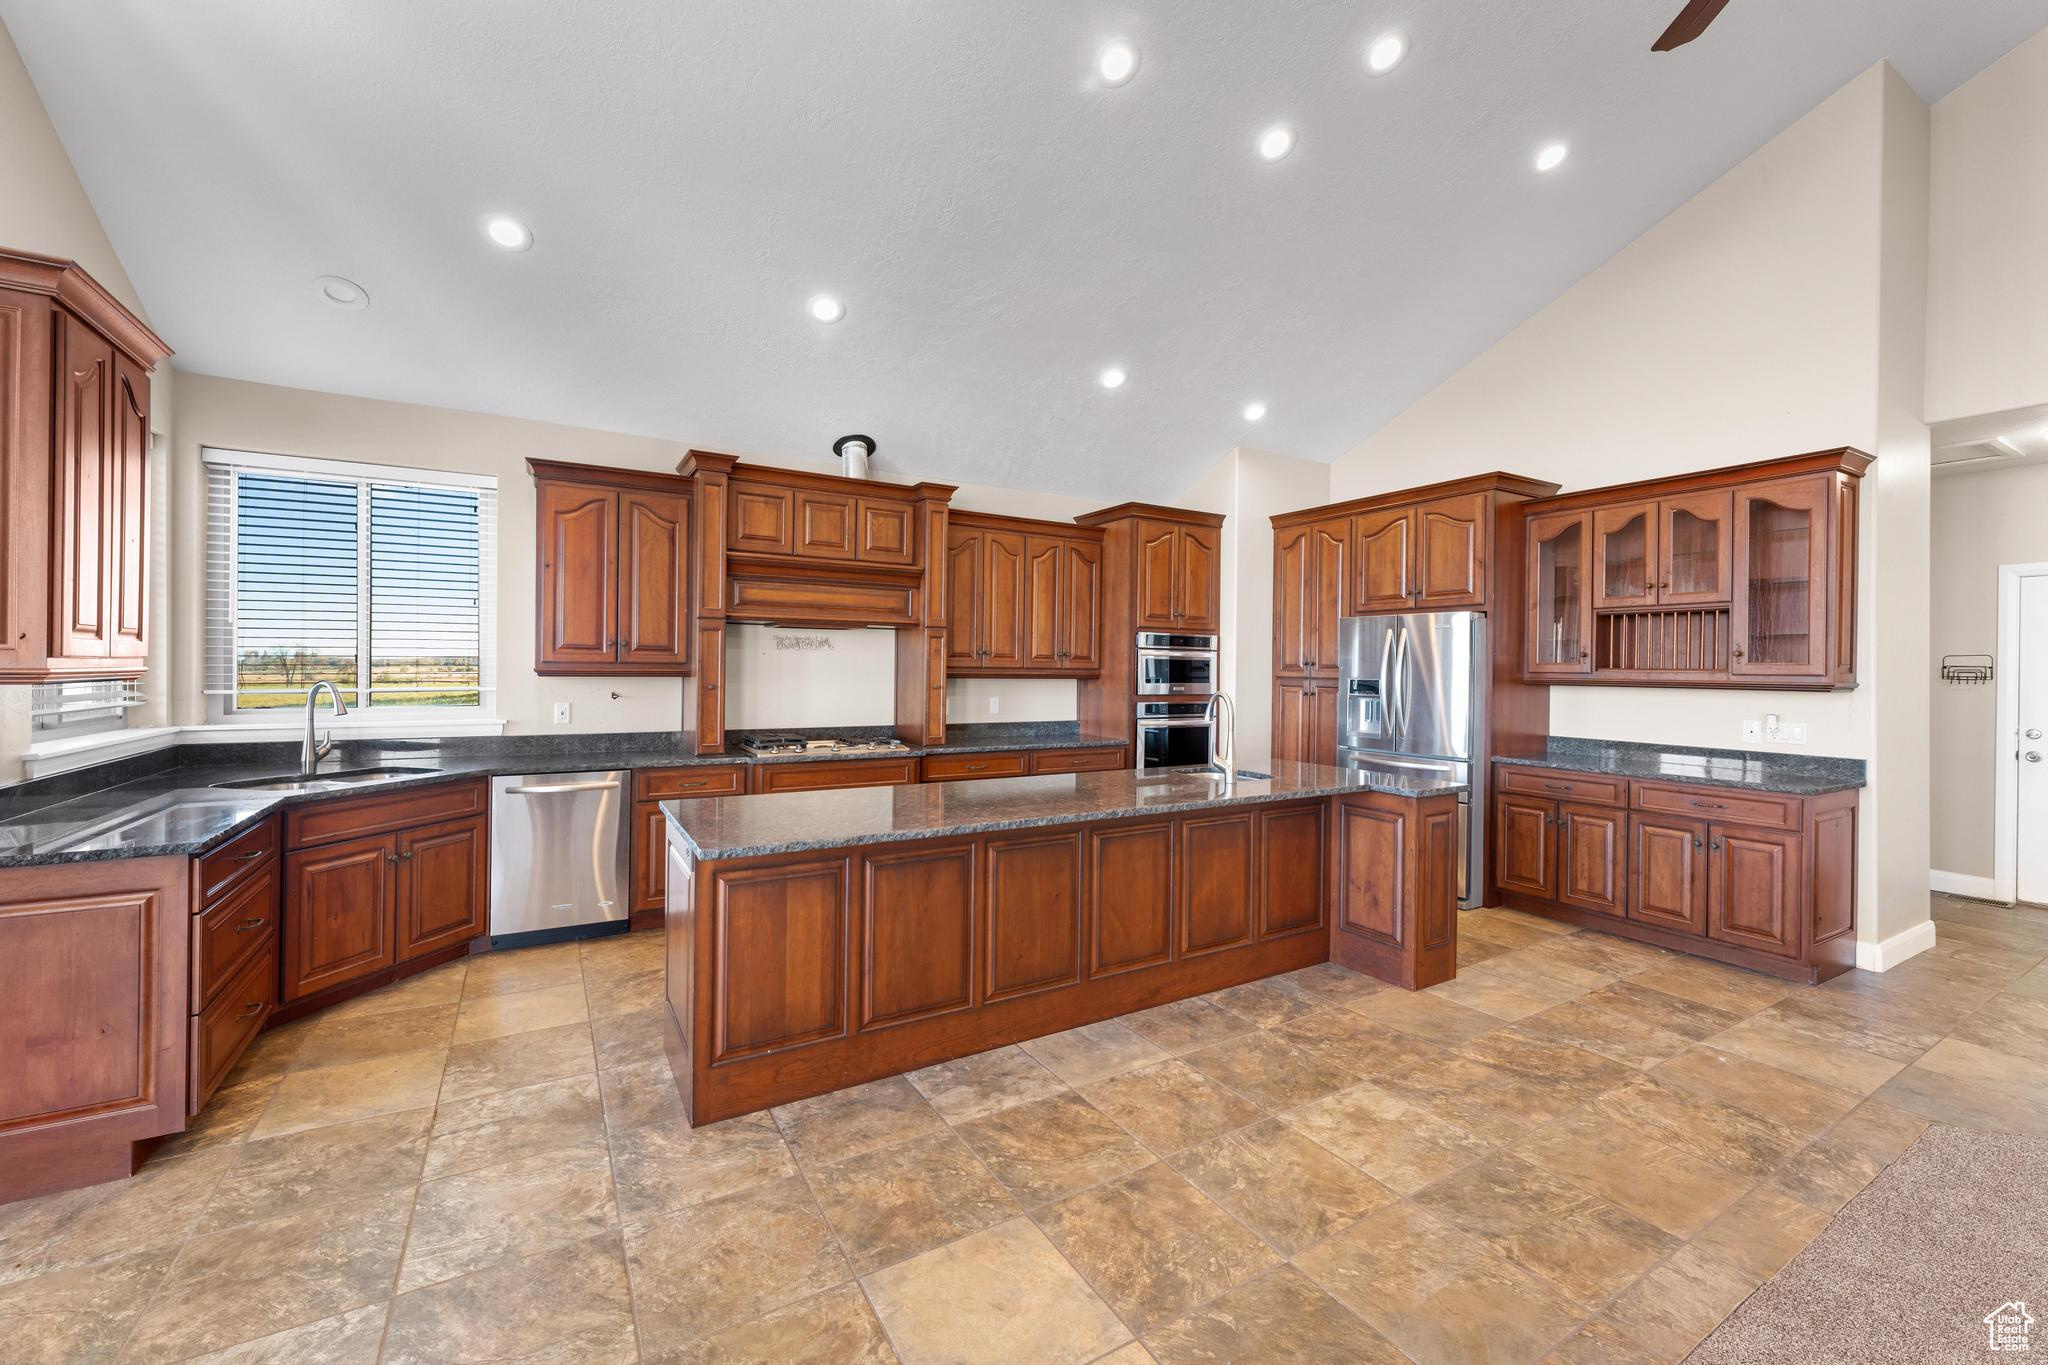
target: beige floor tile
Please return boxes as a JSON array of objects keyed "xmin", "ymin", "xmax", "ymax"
[
  {"xmin": 1688, "ymin": 1185, "xmax": 1830, "ymax": 1282},
  {"xmin": 807, "ymin": 1129, "xmax": 1018, "ymax": 1274},
  {"xmin": 906, "ymin": 1045, "xmax": 1067, "ymax": 1123},
  {"xmin": 1648, "ymin": 1043, "xmax": 1863, "ymax": 1138},
  {"xmin": 251, "ymin": 1047, "xmax": 447, "ymax": 1140},
  {"xmin": 1588, "ymin": 1072, "xmax": 1801, "ymax": 1179},
  {"xmin": 1516, "ymin": 929, "xmax": 1677, "ymax": 981},
  {"xmin": 1541, "ymin": 1318, "xmax": 1673, "ymax": 1365},
  {"xmin": 1203, "ymin": 977, "xmax": 1323, "ymax": 1028},
  {"xmin": 1293, "ymin": 1201, "xmax": 1490, "ymax": 1324},
  {"xmin": 1599, "ymin": 1243, "xmax": 1759, "ymax": 1360},
  {"xmin": 1169, "ymin": 1119, "xmax": 1393, "ymax": 1255},
  {"xmin": 383, "ymin": 1231, "xmax": 637, "ymax": 1365},
  {"xmin": 0, "ymin": 1244, "xmax": 178, "ymax": 1363},
  {"xmin": 460, "ymin": 940, "xmax": 586, "ymax": 999},
  {"xmin": 423, "ymin": 1073, "xmax": 607, "ymax": 1180},
  {"xmin": 1517, "ymin": 981, "xmax": 1741, "ymax": 1069},
  {"xmin": 1272, "ymin": 1006, "xmax": 1453, "ymax": 1078},
  {"xmin": 438, "ymin": 1019, "xmax": 595, "ymax": 1103},
  {"xmin": 1453, "ymin": 1026, "xmax": 1636, "ymax": 1107},
  {"xmin": 862, "ymin": 1218, "xmax": 1129, "ymax": 1365},
  {"xmin": 1038, "ymin": 1163, "xmax": 1278, "ymax": 1332},
  {"xmin": 954, "ymin": 1092, "xmax": 1153, "ymax": 1205},
  {"xmin": 625, "ymin": 1177, "xmax": 850, "ymax": 1356},
  {"xmin": 316, "ymin": 962, "xmax": 467, "ymax": 1022},
  {"xmin": 1629, "ymin": 956, "xmax": 1794, "ymax": 1016},
  {"xmin": 179, "ymin": 1302, "xmax": 388, "ymax": 1364},
  {"xmin": 772, "ymin": 1075, "xmax": 945, "ymax": 1168},
  {"xmin": 1696, "ymin": 1011, "xmax": 1905, "ymax": 1095},
  {"xmin": 198, "ymin": 1108, "xmax": 431, "ymax": 1234},
  {"xmin": 590, "ymin": 1001, "xmax": 671, "ymax": 1070},
  {"xmin": 398, "ymin": 1143, "xmax": 618, "ymax": 1292},
  {"xmin": 450, "ymin": 980, "xmax": 590, "ymax": 1045},
  {"xmin": 668, "ymin": 1282, "xmax": 898, "ymax": 1365},
  {"xmin": 586, "ymin": 964, "xmax": 666, "ymax": 1019},
  {"xmin": 1513, "ymin": 1109, "xmax": 1750, "ymax": 1238},
  {"xmin": 1119, "ymin": 996, "xmax": 1256, "ymax": 1054},
  {"xmin": 1766, "ymin": 1097, "xmax": 1930, "ymax": 1212},
  {"xmin": 293, "ymin": 1002, "xmax": 459, "ymax": 1072},
  {"xmin": 1347, "ymin": 988, "xmax": 1504, "ymax": 1046},
  {"xmin": 1079, "ymin": 1058, "xmax": 1265, "ymax": 1155},
  {"xmin": 1280, "ymin": 1080, "xmax": 1493, "ymax": 1194},
  {"xmin": 2004, "ymin": 963, "xmax": 2048, "ymax": 1003},
  {"xmin": 1182, "ymin": 1029, "xmax": 1359, "ymax": 1110},
  {"xmin": 597, "ymin": 1055, "xmax": 687, "ymax": 1132},
  {"xmin": 1444, "ymin": 952, "xmax": 1608, "ymax": 1012},
  {"xmin": 1461, "ymin": 910, "xmax": 1574, "ymax": 952},
  {"xmin": 0, "ymin": 1148, "xmax": 233, "ymax": 1282},
  {"xmin": 1765, "ymin": 986, "xmax": 1955, "ymax": 1063},
  {"xmin": 153, "ymin": 1075, "xmax": 281, "ymax": 1158},
  {"xmin": 1144, "ymin": 1265, "xmax": 1406, "ymax": 1364},
  {"xmin": 1428, "ymin": 963, "xmax": 1581, "ymax": 1021},
  {"xmin": 1950, "ymin": 990, "xmax": 2048, "ymax": 1065},
  {"xmin": 122, "ymin": 1189, "xmax": 413, "ymax": 1363},
  {"xmin": 1876, "ymin": 1035, "xmax": 2048, "ymax": 1135},
  {"xmin": 610, "ymin": 1111, "xmax": 796, "ymax": 1223},
  {"xmin": 1021, "ymin": 1020, "xmax": 1169, "ymax": 1086},
  {"xmin": 1372, "ymin": 1052, "xmax": 1581, "ymax": 1145},
  {"xmin": 1273, "ymin": 961, "xmax": 1392, "ymax": 1007}
]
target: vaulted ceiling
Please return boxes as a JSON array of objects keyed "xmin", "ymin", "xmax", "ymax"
[{"xmin": 5, "ymin": 2, "xmax": 2041, "ymax": 498}]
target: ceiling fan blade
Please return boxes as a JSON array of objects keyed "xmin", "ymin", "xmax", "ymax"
[{"xmin": 1653, "ymin": 0, "xmax": 1732, "ymax": 51}]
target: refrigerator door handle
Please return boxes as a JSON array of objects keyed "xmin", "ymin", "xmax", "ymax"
[{"xmin": 1393, "ymin": 628, "xmax": 1412, "ymax": 738}]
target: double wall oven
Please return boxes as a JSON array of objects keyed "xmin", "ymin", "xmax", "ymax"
[{"xmin": 1135, "ymin": 631, "xmax": 1218, "ymax": 768}]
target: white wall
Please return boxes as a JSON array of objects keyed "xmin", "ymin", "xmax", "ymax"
[
  {"xmin": 1325, "ymin": 65, "xmax": 1932, "ymax": 953},
  {"xmin": 1926, "ymin": 24, "xmax": 2048, "ymax": 426}
]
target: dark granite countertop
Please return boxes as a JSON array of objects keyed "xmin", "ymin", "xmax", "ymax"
[
  {"xmin": 1493, "ymin": 737, "xmax": 1866, "ymax": 795},
  {"xmin": 662, "ymin": 759, "xmax": 1465, "ymax": 861},
  {"xmin": 0, "ymin": 725, "xmax": 1130, "ymax": 868}
]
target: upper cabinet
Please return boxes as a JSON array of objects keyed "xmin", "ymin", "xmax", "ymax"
[
  {"xmin": 0, "ymin": 252, "xmax": 172, "ymax": 683},
  {"xmin": 1351, "ymin": 492, "xmax": 1489, "ymax": 614},
  {"xmin": 1274, "ymin": 517, "xmax": 1349, "ymax": 676},
  {"xmin": 949, "ymin": 514, "xmax": 1103, "ymax": 676},
  {"xmin": 1133, "ymin": 517, "xmax": 1221, "ymax": 632},
  {"xmin": 530, "ymin": 460, "xmax": 692, "ymax": 675},
  {"xmin": 1521, "ymin": 450, "xmax": 1866, "ymax": 689}
]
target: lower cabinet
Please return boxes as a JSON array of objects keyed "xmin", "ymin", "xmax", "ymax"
[
  {"xmin": 188, "ymin": 819, "xmax": 282, "ymax": 1113},
  {"xmin": 1272, "ymin": 677, "xmax": 1339, "ymax": 766}
]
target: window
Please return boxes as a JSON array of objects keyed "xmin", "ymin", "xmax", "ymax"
[
  {"xmin": 29, "ymin": 679, "xmax": 145, "ymax": 739},
  {"xmin": 205, "ymin": 448, "xmax": 496, "ymax": 718}
]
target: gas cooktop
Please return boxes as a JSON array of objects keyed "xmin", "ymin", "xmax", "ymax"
[{"xmin": 737, "ymin": 735, "xmax": 913, "ymax": 758}]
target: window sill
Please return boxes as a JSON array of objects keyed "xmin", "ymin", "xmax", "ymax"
[
  {"xmin": 21, "ymin": 717, "xmax": 510, "ymax": 780},
  {"xmin": 23, "ymin": 726, "xmax": 182, "ymax": 779}
]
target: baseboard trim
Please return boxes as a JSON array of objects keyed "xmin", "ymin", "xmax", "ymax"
[
  {"xmin": 1855, "ymin": 919, "xmax": 1938, "ymax": 972},
  {"xmin": 1929, "ymin": 869, "xmax": 1998, "ymax": 900}
]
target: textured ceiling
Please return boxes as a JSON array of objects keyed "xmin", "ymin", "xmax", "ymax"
[{"xmin": 6, "ymin": 2, "xmax": 2042, "ymax": 499}]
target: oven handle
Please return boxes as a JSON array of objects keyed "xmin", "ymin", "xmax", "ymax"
[
  {"xmin": 1137, "ymin": 719, "xmax": 1214, "ymax": 728},
  {"xmin": 1137, "ymin": 648, "xmax": 1219, "ymax": 660}
]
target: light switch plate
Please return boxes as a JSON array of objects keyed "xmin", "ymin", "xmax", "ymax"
[
  {"xmin": 1778, "ymin": 722, "xmax": 1808, "ymax": 744},
  {"xmin": 988, "ymin": 697, "xmax": 1001, "ymax": 714},
  {"xmin": 553, "ymin": 702, "xmax": 572, "ymax": 724}
]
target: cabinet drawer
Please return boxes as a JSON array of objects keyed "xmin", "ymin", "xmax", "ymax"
[
  {"xmin": 285, "ymin": 778, "xmax": 487, "ymax": 849},
  {"xmin": 1632, "ymin": 781, "xmax": 1799, "ymax": 830},
  {"xmin": 195, "ymin": 817, "xmax": 279, "ymax": 907},
  {"xmin": 634, "ymin": 765, "xmax": 746, "ymax": 801},
  {"xmin": 921, "ymin": 751, "xmax": 1027, "ymax": 782},
  {"xmin": 191, "ymin": 936, "xmax": 278, "ymax": 1110},
  {"xmin": 192, "ymin": 862, "xmax": 280, "ymax": 1009},
  {"xmin": 751, "ymin": 757, "xmax": 918, "ymax": 794},
  {"xmin": 1029, "ymin": 746, "xmax": 1128, "ymax": 775},
  {"xmin": 1496, "ymin": 766, "xmax": 1626, "ymax": 807}
]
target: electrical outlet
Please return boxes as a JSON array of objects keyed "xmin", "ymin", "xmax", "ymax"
[
  {"xmin": 553, "ymin": 702, "xmax": 572, "ymax": 724},
  {"xmin": 1742, "ymin": 720, "xmax": 1762, "ymax": 742},
  {"xmin": 988, "ymin": 696, "xmax": 1001, "ymax": 715}
]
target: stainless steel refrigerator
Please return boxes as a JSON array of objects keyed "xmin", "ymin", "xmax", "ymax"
[{"xmin": 1337, "ymin": 612, "xmax": 1486, "ymax": 907}]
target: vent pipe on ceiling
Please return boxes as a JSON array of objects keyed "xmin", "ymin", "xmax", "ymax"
[{"xmin": 833, "ymin": 434, "xmax": 875, "ymax": 481}]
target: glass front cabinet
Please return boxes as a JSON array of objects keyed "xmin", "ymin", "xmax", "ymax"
[{"xmin": 1526, "ymin": 511, "xmax": 1592, "ymax": 676}]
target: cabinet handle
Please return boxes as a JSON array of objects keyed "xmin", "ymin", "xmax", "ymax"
[
  {"xmin": 1542, "ymin": 782, "xmax": 1574, "ymax": 793},
  {"xmin": 1690, "ymin": 799, "xmax": 1728, "ymax": 810},
  {"xmin": 230, "ymin": 849, "xmax": 265, "ymax": 862},
  {"xmin": 235, "ymin": 916, "xmax": 266, "ymax": 933},
  {"xmin": 237, "ymin": 1001, "xmax": 264, "ymax": 1019}
]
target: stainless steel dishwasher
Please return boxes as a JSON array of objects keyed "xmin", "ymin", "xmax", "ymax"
[{"xmin": 489, "ymin": 770, "xmax": 631, "ymax": 948}]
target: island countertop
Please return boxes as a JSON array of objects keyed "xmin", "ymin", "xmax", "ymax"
[{"xmin": 662, "ymin": 759, "xmax": 1466, "ymax": 861}]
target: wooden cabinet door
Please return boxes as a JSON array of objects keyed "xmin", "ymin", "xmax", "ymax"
[
  {"xmin": 861, "ymin": 843, "xmax": 977, "ymax": 1028},
  {"xmin": 1022, "ymin": 535, "xmax": 1063, "ymax": 669},
  {"xmin": 1175, "ymin": 523, "xmax": 1220, "ymax": 630},
  {"xmin": 53, "ymin": 311, "xmax": 113, "ymax": 660},
  {"xmin": 1352, "ymin": 507, "xmax": 1413, "ymax": 612},
  {"xmin": 633, "ymin": 801, "xmax": 668, "ymax": 913},
  {"xmin": 109, "ymin": 358, "xmax": 150, "ymax": 659},
  {"xmin": 1179, "ymin": 812, "xmax": 1255, "ymax": 957},
  {"xmin": 1308, "ymin": 518, "xmax": 1349, "ymax": 673},
  {"xmin": 982, "ymin": 831, "xmax": 1082, "ymax": 1002},
  {"xmin": 1134, "ymin": 519, "xmax": 1181, "ymax": 629},
  {"xmin": 1088, "ymin": 821, "xmax": 1174, "ymax": 977},
  {"xmin": 397, "ymin": 816, "xmax": 488, "ymax": 961},
  {"xmin": 1494, "ymin": 795, "xmax": 1555, "ymax": 900},
  {"xmin": 1525, "ymin": 510, "xmax": 1593, "ymax": 676},
  {"xmin": 856, "ymin": 497, "xmax": 916, "ymax": 565},
  {"xmin": 1413, "ymin": 493, "xmax": 1487, "ymax": 608},
  {"xmin": 284, "ymin": 833, "xmax": 396, "ymax": 1001},
  {"xmin": 1308, "ymin": 679, "xmax": 1339, "ymax": 768},
  {"xmin": 1555, "ymin": 803, "xmax": 1625, "ymax": 918},
  {"xmin": 1627, "ymin": 815, "xmax": 1706, "ymax": 935},
  {"xmin": 1708, "ymin": 824, "xmax": 1801, "ymax": 957},
  {"xmin": 1731, "ymin": 476, "xmax": 1830, "ymax": 680},
  {"xmin": 617, "ymin": 489, "xmax": 690, "ymax": 669},
  {"xmin": 728, "ymin": 482, "xmax": 793, "ymax": 554},
  {"xmin": 980, "ymin": 530, "xmax": 1026, "ymax": 669},
  {"xmin": 1658, "ymin": 491, "xmax": 1733, "ymax": 605},
  {"xmin": 537, "ymin": 482, "xmax": 618, "ymax": 669},
  {"xmin": 1593, "ymin": 501, "xmax": 1659, "ymax": 610},
  {"xmin": 1258, "ymin": 804, "xmax": 1326, "ymax": 939},
  {"xmin": 1060, "ymin": 537, "xmax": 1101, "ymax": 671},
  {"xmin": 1271, "ymin": 679, "xmax": 1309, "ymax": 764},
  {"xmin": 794, "ymin": 490, "xmax": 856, "ymax": 559},
  {"xmin": 1273, "ymin": 524, "xmax": 1312, "ymax": 675},
  {"xmin": 945, "ymin": 528, "xmax": 982, "ymax": 670}
]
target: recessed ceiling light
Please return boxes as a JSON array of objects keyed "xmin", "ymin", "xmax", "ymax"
[
  {"xmin": 482, "ymin": 214, "xmax": 532, "ymax": 251},
  {"xmin": 1534, "ymin": 142, "xmax": 1570, "ymax": 173},
  {"xmin": 1257, "ymin": 124, "xmax": 1296, "ymax": 162},
  {"xmin": 314, "ymin": 275, "xmax": 369, "ymax": 311},
  {"xmin": 1243, "ymin": 401, "xmax": 1268, "ymax": 422},
  {"xmin": 1365, "ymin": 33, "xmax": 1407, "ymax": 74},
  {"xmin": 1097, "ymin": 40, "xmax": 1139, "ymax": 86},
  {"xmin": 1099, "ymin": 366, "xmax": 1127, "ymax": 390},
  {"xmin": 807, "ymin": 293, "xmax": 846, "ymax": 323}
]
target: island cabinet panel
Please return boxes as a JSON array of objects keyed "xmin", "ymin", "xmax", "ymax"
[
  {"xmin": 1329, "ymin": 791, "xmax": 1459, "ymax": 989},
  {"xmin": 1087, "ymin": 821, "xmax": 1175, "ymax": 977},
  {"xmin": 1257, "ymin": 804, "xmax": 1326, "ymax": 939},
  {"xmin": 1179, "ymin": 813, "xmax": 1255, "ymax": 958},
  {"xmin": 1334, "ymin": 799, "xmax": 1404, "ymax": 947},
  {"xmin": 983, "ymin": 831, "xmax": 1083, "ymax": 1002},
  {"xmin": 711, "ymin": 859, "xmax": 848, "ymax": 1061},
  {"xmin": 861, "ymin": 843, "xmax": 977, "ymax": 1028}
]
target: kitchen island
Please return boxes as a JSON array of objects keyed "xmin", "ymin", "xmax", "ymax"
[{"xmin": 659, "ymin": 761, "xmax": 1464, "ymax": 1124}]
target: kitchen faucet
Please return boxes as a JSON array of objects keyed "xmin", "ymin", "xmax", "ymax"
[
  {"xmin": 302, "ymin": 680, "xmax": 350, "ymax": 775},
  {"xmin": 1205, "ymin": 691, "xmax": 1236, "ymax": 787}
]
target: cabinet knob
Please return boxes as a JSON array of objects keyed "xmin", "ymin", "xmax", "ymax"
[
  {"xmin": 1731, "ymin": 646, "xmax": 1745, "ymax": 660},
  {"xmin": 387, "ymin": 854, "xmax": 400, "ymax": 866},
  {"xmin": 1693, "ymin": 836, "xmax": 1703, "ymax": 850}
]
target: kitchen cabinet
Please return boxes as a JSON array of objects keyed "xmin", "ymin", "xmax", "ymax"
[
  {"xmin": 1491, "ymin": 762, "xmax": 1858, "ymax": 982},
  {"xmin": 1133, "ymin": 517, "xmax": 1221, "ymax": 631},
  {"xmin": 948, "ymin": 514, "xmax": 1104, "ymax": 676},
  {"xmin": 1351, "ymin": 493, "xmax": 1487, "ymax": 614},
  {"xmin": 530, "ymin": 461, "xmax": 692, "ymax": 675},
  {"xmin": 188, "ymin": 815, "xmax": 283, "ymax": 1113},
  {"xmin": 923, "ymin": 751, "xmax": 1029, "ymax": 782},
  {"xmin": 1274, "ymin": 517, "xmax": 1349, "ymax": 676},
  {"xmin": 395, "ymin": 817, "xmax": 489, "ymax": 960},
  {"xmin": 630, "ymin": 766, "xmax": 747, "ymax": 917},
  {"xmin": 1519, "ymin": 451, "xmax": 1865, "ymax": 688},
  {"xmin": 750, "ymin": 756, "xmax": 920, "ymax": 794},
  {"xmin": 1272, "ymin": 677, "xmax": 1339, "ymax": 767},
  {"xmin": 0, "ymin": 252, "xmax": 172, "ymax": 683}
]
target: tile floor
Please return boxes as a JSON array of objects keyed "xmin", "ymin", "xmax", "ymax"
[{"xmin": 4, "ymin": 894, "xmax": 2046, "ymax": 1363}]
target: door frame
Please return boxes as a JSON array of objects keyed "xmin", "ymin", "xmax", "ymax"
[{"xmin": 1993, "ymin": 561, "xmax": 2048, "ymax": 905}]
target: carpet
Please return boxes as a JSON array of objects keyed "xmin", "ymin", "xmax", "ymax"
[{"xmin": 1687, "ymin": 1124, "xmax": 2048, "ymax": 1363}]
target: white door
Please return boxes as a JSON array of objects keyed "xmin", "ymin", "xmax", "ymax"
[{"xmin": 2019, "ymin": 575, "xmax": 2048, "ymax": 904}]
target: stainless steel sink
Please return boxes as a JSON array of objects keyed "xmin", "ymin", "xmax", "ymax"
[{"xmin": 212, "ymin": 766, "xmax": 437, "ymax": 793}]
